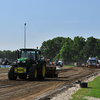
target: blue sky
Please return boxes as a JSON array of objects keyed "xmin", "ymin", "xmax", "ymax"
[{"xmin": 0, "ymin": 0, "xmax": 100, "ymax": 51}]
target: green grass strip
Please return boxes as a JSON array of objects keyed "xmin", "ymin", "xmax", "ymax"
[
  {"xmin": 63, "ymin": 65, "xmax": 74, "ymax": 67},
  {"xmin": 70, "ymin": 75, "xmax": 100, "ymax": 100},
  {"xmin": 0, "ymin": 67, "xmax": 8, "ymax": 69}
]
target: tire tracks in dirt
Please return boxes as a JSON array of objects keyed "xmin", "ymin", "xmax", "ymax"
[{"xmin": 0, "ymin": 67, "xmax": 100, "ymax": 100}]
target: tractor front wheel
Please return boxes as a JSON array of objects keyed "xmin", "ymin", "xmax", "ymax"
[
  {"xmin": 8, "ymin": 66, "xmax": 17, "ymax": 80},
  {"xmin": 29, "ymin": 67, "xmax": 37, "ymax": 81}
]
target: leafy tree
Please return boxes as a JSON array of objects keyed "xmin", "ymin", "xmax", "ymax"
[
  {"xmin": 72, "ymin": 36, "xmax": 86, "ymax": 61},
  {"xmin": 59, "ymin": 37, "xmax": 73, "ymax": 63},
  {"xmin": 0, "ymin": 50, "xmax": 17, "ymax": 61},
  {"xmin": 81, "ymin": 36, "xmax": 97, "ymax": 60},
  {"xmin": 40, "ymin": 37, "xmax": 67, "ymax": 60},
  {"xmin": 95, "ymin": 39, "xmax": 100, "ymax": 59},
  {"xmin": 0, "ymin": 50, "xmax": 3, "ymax": 58}
]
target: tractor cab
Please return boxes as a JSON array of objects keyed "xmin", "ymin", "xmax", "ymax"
[
  {"xmin": 17, "ymin": 48, "xmax": 41, "ymax": 65},
  {"xmin": 18, "ymin": 48, "xmax": 41, "ymax": 60}
]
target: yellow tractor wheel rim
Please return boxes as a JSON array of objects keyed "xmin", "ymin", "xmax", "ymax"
[
  {"xmin": 42, "ymin": 65, "xmax": 45, "ymax": 76},
  {"xmin": 34, "ymin": 69, "xmax": 37, "ymax": 78}
]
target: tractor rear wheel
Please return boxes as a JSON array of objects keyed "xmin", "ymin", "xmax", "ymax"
[
  {"xmin": 18, "ymin": 74, "xmax": 27, "ymax": 79},
  {"xmin": 29, "ymin": 67, "xmax": 37, "ymax": 81},
  {"xmin": 38, "ymin": 62, "xmax": 46, "ymax": 79},
  {"xmin": 8, "ymin": 66, "xmax": 17, "ymax": 80}
]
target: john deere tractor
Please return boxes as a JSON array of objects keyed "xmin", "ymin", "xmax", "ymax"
[{"xmin": 8, "ymin": 48, "xmax": 46, "ymax": 81}]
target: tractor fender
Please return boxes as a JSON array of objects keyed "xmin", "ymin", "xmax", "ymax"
[{"xmin": 38, "ymin": 60, "xmax": 46, "ymax": 68}]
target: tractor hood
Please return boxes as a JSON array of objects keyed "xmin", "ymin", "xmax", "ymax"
[
  {"xmin": 17, "ymin": 58, "xmax": 30, "ymax": 67},
  {"xmin": 18, "ymin": 58, "xmax": 30, "ymax": 61}
]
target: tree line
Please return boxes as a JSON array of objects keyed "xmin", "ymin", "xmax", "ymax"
[
  {"xmin": 40, "ymin": 36, "xmax": 100, "ymax": 63},
  {"xmin": 0, "ymin": 50, "xmax": 17, "ymax": 61},
  {"xmin": 0, "ymin": 36, "xmax": 100, "ymax": 63}
]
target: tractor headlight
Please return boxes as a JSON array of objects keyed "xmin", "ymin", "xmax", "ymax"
[
  {"xmin": 22, "ymin": 61, "xmax": 26, "ymax": 63},
  {"xmin": 17, "ymin": 61, "xmax": 20, "ymax": 63}
]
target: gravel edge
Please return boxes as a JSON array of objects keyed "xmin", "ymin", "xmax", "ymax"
[{"xmin": 51, "ymin": 72, "xmax": 100, "ymax": 100}]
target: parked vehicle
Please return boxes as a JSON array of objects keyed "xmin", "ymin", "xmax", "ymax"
[
  {"xmin": 87, "ymin": 57, "xmax": 99, "ymax": 68},
  {"xmin": 54, "ymin": 59, "xmax": 63, "ymax": 67},
  {"xmin": 58, "ymin": 60, "xmax": 63, "ymax": 67},
  {"xmin": 0, "ymin": 58, "xmax": 10, "ymax": 65}
]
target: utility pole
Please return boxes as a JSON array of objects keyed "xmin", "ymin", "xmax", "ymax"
[{"xmin": 24, "ymin": 23, "xmax": 26, "ymax": 48}]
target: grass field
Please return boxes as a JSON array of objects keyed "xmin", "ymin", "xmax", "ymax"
[
  {"xmin": 63, "ymin": 65, "xmax": 74, "ymax": 67},
  {"xmin": 70, "ymin": 75, "xmax": 100, "ymax": 100},
  {"xmin": 0, "ymin": 67, "xmax": 8, "ymax": 69}
]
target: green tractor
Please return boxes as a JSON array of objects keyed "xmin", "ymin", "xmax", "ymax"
[{"xmin": 8, "ymin": 48, "xmax": 46, "ymax": 81}]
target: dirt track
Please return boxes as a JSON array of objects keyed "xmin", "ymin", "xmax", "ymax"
[{"xmin": 0, "ymin": 67, "xmax": 100, "ymax": 100}]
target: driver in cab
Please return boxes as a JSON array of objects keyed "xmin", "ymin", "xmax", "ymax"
[{"xmin": 28, "ymin": 52, "xmax": 34, "ymax": 60}]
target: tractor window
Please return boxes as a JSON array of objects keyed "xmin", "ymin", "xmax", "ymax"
[
  {"xmin": 21, "ymin": 50, "xmax": 36, "ymax": 60},
  {"xmin": 37, "ymin": 51, "xmax": 40, "ymax": 60},
  {"xmin": 88, "ymin": 60, "xmax": 96, "ymax": 65},
  {"xmin": 21, "ymin": 50, "xmax": 27, "ymax": 58},
  {"xmin": 28, "ymin": 51, "xmax": 35, "ymax": 60}
]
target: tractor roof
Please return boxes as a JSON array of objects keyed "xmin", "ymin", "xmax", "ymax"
[{"xmin": 20, "ymin": 48, "xmax": 40, "ymax": 51}]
